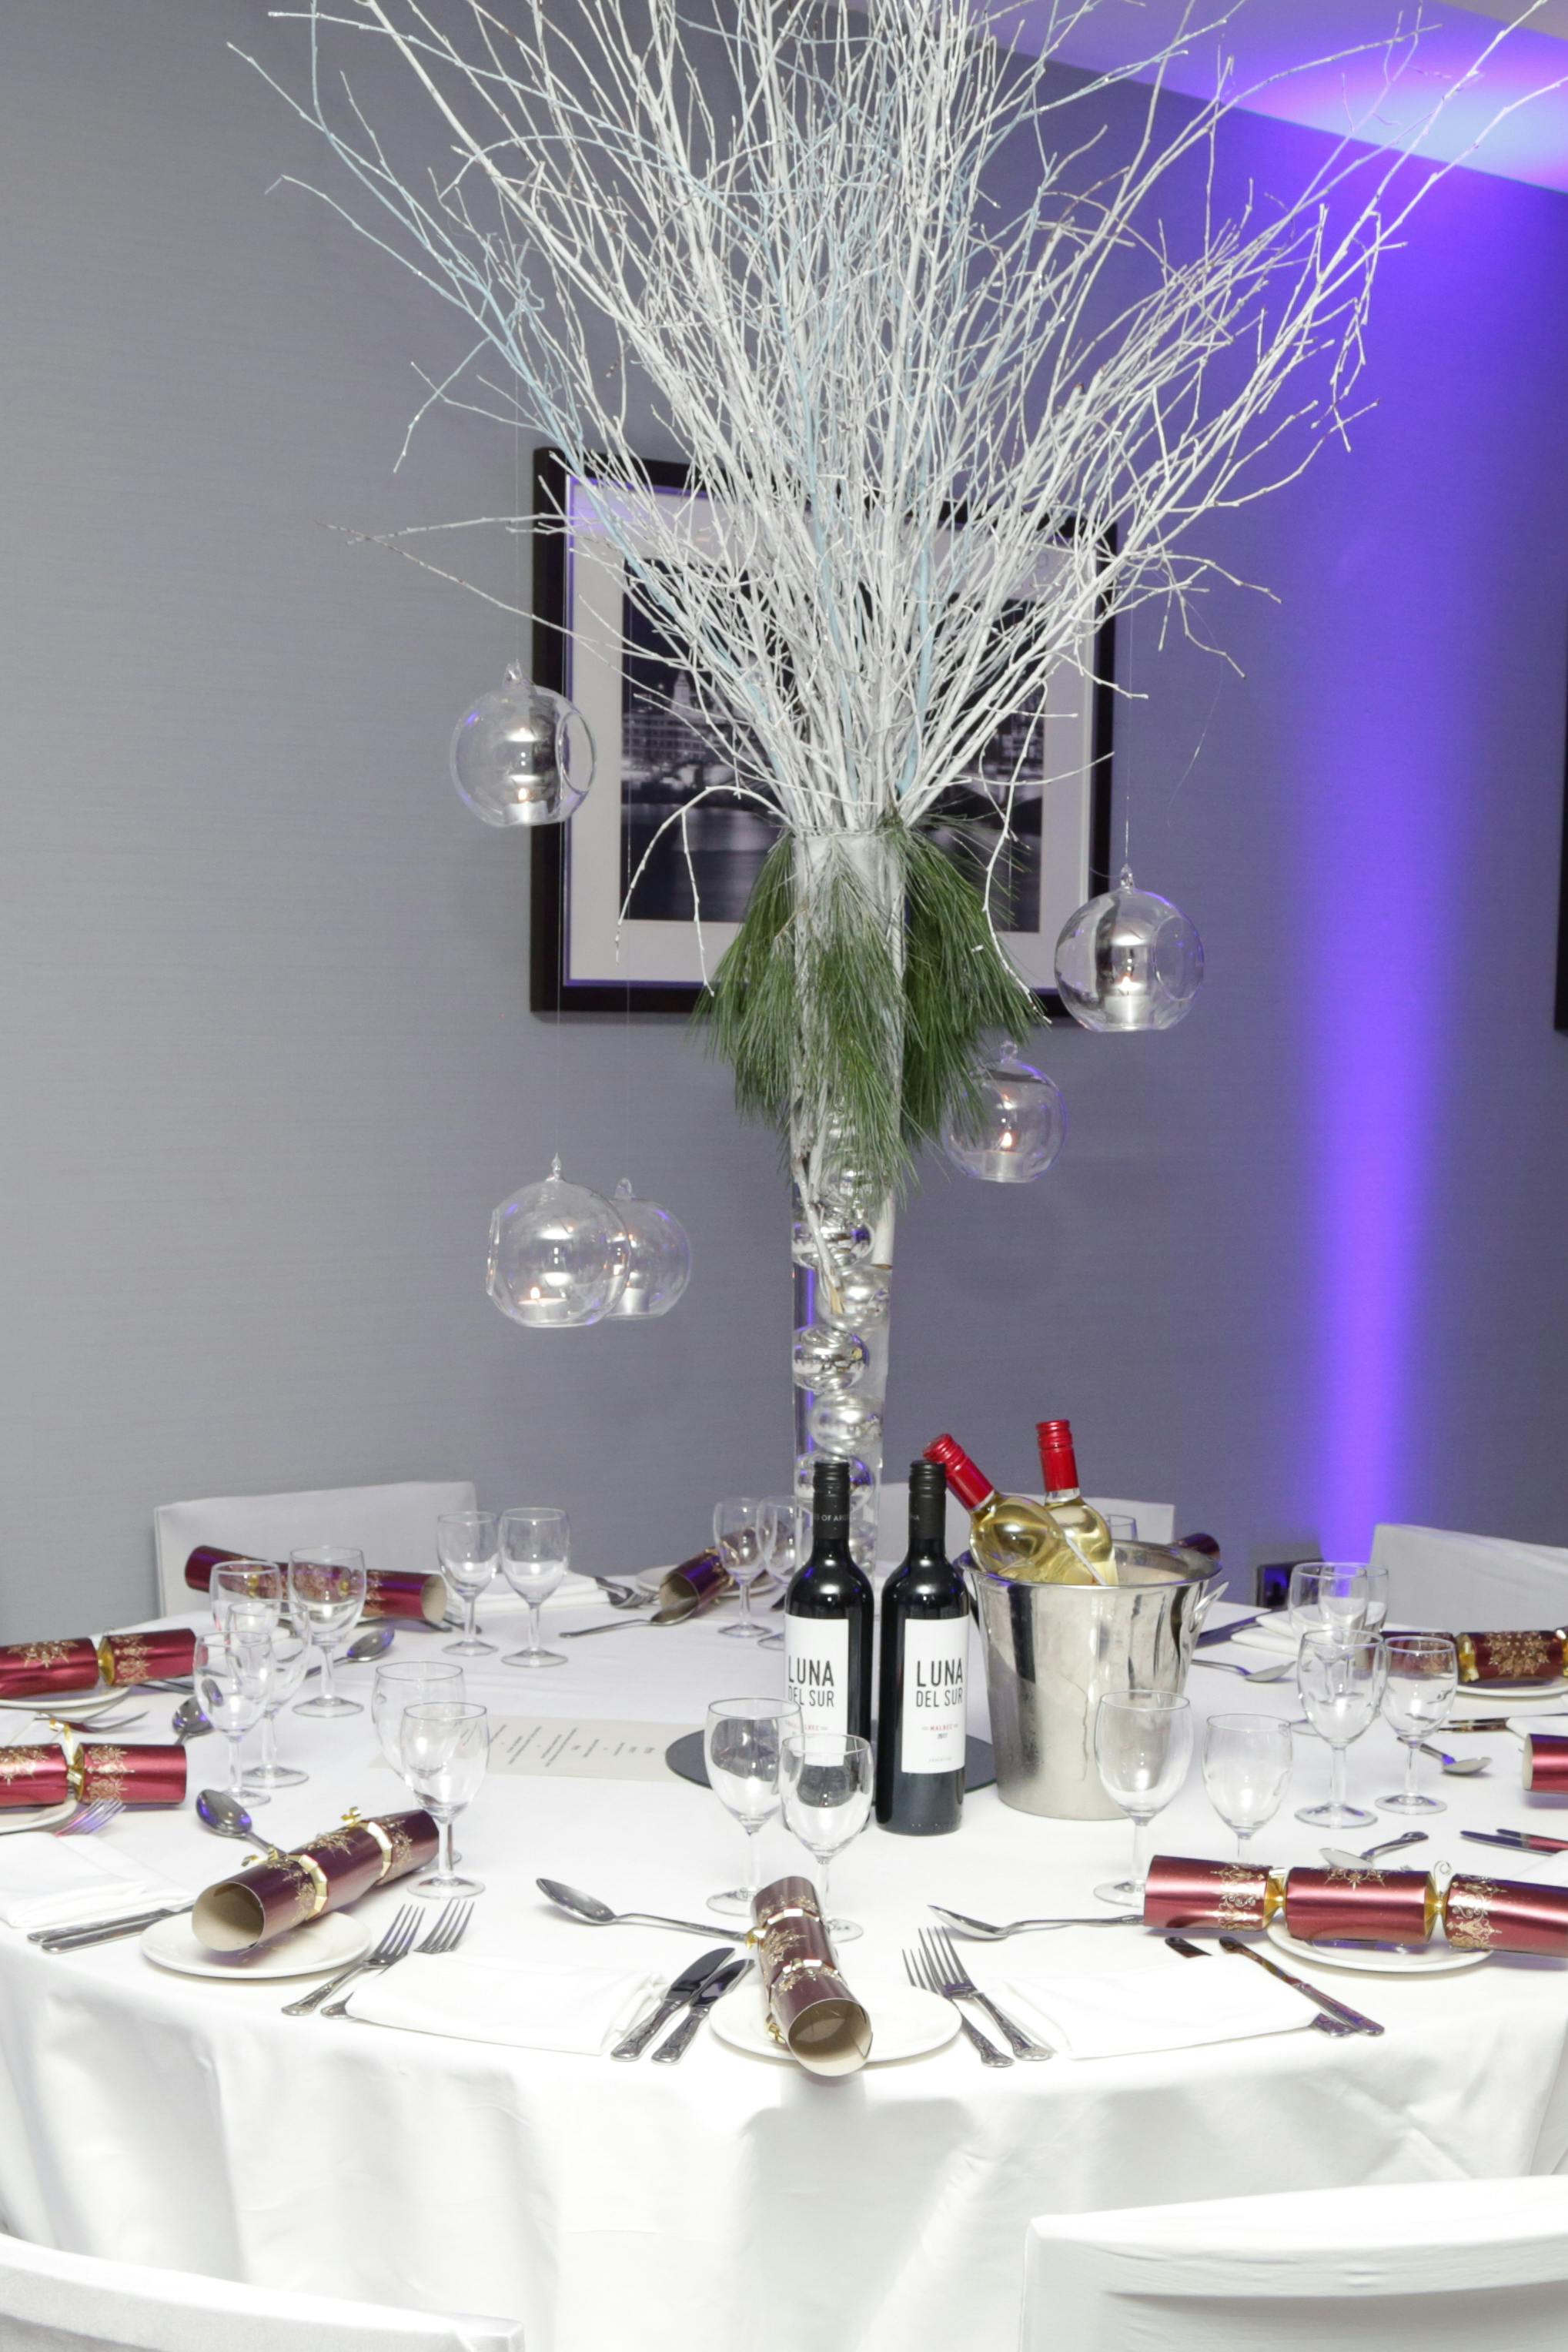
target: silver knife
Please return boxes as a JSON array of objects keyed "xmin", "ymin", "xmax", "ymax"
[
  {"xmin": 611, "ymin": 1946, "xmax": 735, "ymax": 2059},
  {"xmin": 35, "ymin": 1902, "xmax": 195, "ymax": 1951},
  {"xmin": 1217, "ymin": 1934, "xmax": 1383, "ymax": 2035},
  {"xmin": 1195, "ymin": 1612, "xmax": 1268, "ymax": 1647},
  {"xmin": 651, "ymin": 1956, "xmax": 751, "ymax": 2062}
]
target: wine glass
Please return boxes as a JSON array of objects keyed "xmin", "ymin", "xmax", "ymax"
[
  {"xmin": 713, "ymin": 1497, "xmax": 774, "ymax": 1642},
  {"xmin": 757, "ymin": 1499, "xmax": 802, "ymax": 1654},
  {"xmin": 499, "ymin": 1507, "xmax": 569, "ymax": 1670},
  {"xmin": 704, "ymin": 1697, "xmax": 800, "ymax": 1918},
  {"xmin": 289, "ymin": 1547, "xmax": 369, "ymax": 1717},
  {"xmin": 211, "ymin": 1561, "xmax": 283, "ymax": 1634},
  {"xmin": 242, "ymin": 1628, "xmax": 311, "ymax": 1795},
  {"xmin": 1288, "ymin": 1561, "xmax": 1384, "ymax": 1647},
  {"xmin": 1296, "ymin": 1631, "xmax": 1387, "ymax": 1826},
  {"xmin": 193, "ymin": 1633, "xmax": 266, "ymax": 1802},
  {"xmin": 400, "ymin": 1700, "xmax": 489, "ymax": 1898},
  {"xmin": 1202, "ymin": 1711, "xmax": 1293, "ymax": 1859},
  {"xmin": 373, "ymin": 1660, "xmax": 465, "ymax": 1775},
  {"xmin": 1092, "ymin": 1690, "xmax": 1193, "ymax": 1905},
  {"xmin": 781, "ymin": 1729, "xmax": 874, "ymax": 1941},
  {"xmin": 1379, "ymin": 1633, "xmax": 1459, "ymax": 1815},
  {"xmin": 438, "ymin": 1511, "xmax": 499, "ymax": 1658}
]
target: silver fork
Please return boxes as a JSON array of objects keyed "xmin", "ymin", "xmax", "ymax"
[
  {"xmin": 282, "ymin": 1905, "xmax": 420, "ymax": 2016},
  {"xmin": 322, "ymin": 1894, "xmax": 473, "ymax": 2016},
  {"xmin": 53, "ymin": 1798, "xmax": 123, "ymax": 1838},
  {"xmin": 921, "ymin": 1926, "xmax": 1054, "ymax": 2061},
  {"xmin": 904, "ymin": 1942, "xmax": 1011, "ymax": 2066}
]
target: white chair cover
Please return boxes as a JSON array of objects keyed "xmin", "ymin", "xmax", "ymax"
[
  {"xmin": 1372, "ymin": 1523, "xmax": 1568, "ymax": 1631},
  {"xmin": 0, "ymin": 2225, "xmax": 522, "ymax": 2351},
  {"xmin": 153, "ymin": 1480, "xmax": 477, "ymax": 1614},
  {"xmin": 875, "ymin": 1482, "xmax": 1174, "ymax": 1564},
  {"xmin": 1024, "ymin": 2175, "xmax": 1568, "ymax": 2351}
]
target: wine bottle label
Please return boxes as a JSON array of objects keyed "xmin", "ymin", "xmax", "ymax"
[
  {"xmin": 899, "ymin": 1618, "xmax": 968, "ymax": 1773},
  {"xmin": 786, "ymin": 1617, "xmax": 851, "ymax": 1731}
]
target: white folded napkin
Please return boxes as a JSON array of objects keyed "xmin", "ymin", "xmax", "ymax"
[
  {"xmin": 1229, "ymin": 1618, "xmax": 1299, "ymax": 1658},
  {"xmin": 0, "ymin": 1837, "xmax": 192, "ymax": 1934},
  {"xmin": 346, "ymin": 1954, "xmax": 664, "ymax": 2053},
  {"xmin": 1002, "ymin": 1957, "xmax": 1309, "ymax": 2059}
]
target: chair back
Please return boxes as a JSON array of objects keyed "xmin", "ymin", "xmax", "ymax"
[
  {"xmin": 153, "ymin": 1480, "xmax": 477, "ymax": 1614},
  {"xmin": 875, "ymin": 1482, "xmax": 1174, "ymax": 1565},
  {"xmin": 1024, "ymin": 2176, "xmax": 1568, "ymax": 2351},
  {"xmin": 1372, "ymin": 1523, "xmax": 1568, "ymax": 1631},
  {"xmin": 0, "ymin": 2226, "xmax": 522, "ymax": 2350}
]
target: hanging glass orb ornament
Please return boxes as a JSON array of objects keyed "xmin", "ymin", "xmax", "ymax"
[
  {"xmin": 1054, "ymin": 865, "xmax": 1204, "ymax": 1032},
  {"xmin": 486, "ymin": 1157, "xmax": 627, "ymax": 1327},
  {"xmin": 604, "ymin": 1179, "xmax": 691, "ymax": 1320},
  {"xmin": 941, "ymin": 1039, "xmax": 1066, "ymax": 1183},
  {"xmin": 450, "ymin": 661, "xmax": 594, "ymax": 828},
  {"xmin": 791, "ymin": 1323, "xmax": 871, "ymax": 1392}
]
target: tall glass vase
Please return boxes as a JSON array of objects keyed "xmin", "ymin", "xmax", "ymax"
[{"xmin": 789, "ymin": 831, "xmax": 901, "ymax": 1573}]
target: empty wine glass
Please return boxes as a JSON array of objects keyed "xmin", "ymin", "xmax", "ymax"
[
  {"xmin": 1296, "ymin": 1631, "xmax": 1386, "ymax": 1827},
  {"xmin": 1202, "ymin": 1711, "xmax": 1293, "ymax": 1859},
  {"xmin": 781, "ymin": 1729, "xmax": 874, "ymax": 1941},
  {"xmin": 1379, "ymin": 1632, "xmax": 1459, "ymax": 1815},
  {"xmin": 438, "ymin": 1511, "xmax": 499, "ymax": 1658},
  {"xmin": 757, "ymin": 1499, "xmax": 802, "ymax": 1654},
  {"xmin": 713, "ymin": 1497, "xmax": 774, "ymax": 1642},
  {"xmin": 400, "ymin": 1699, "xmax": 489, "ymax": 1899},
  {"xmin": 289, "ymin": 1547, "xmax": 368, "ymax": 1717},
  {"xmin": 1288, "ymin": 1561, "xmax": 1386, "ymax": 1647},
  {"xmin": 704, "ymin": 1697, "xmax": 800, "ymax": 1918},
  {"xmin": 242, "ymin": 1628, "xmax": 311, "ymax": 1796},
  {"xmin": 193, "ymin": 1632, "xmax": 267, "ymax": 1802},
  {"xmin": 1093, "ymin": 1690, "xmax": 1193, "ymax": 1905},
  {"xmin": 373, "ymin": 1660, "xmax": 465, "ymax": 1775},
  {"xmin": 500, "ymin": 1506, "xmax": 569, "ymax": 1670},
  {"xmin": 211, "ymin": 1561, "xmax": 283, "ymax": 1634}
]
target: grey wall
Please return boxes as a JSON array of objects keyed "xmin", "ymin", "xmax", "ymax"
[{"xmin": 1, "ymin": 4, "xmax": 1565, "ymax": 1638}]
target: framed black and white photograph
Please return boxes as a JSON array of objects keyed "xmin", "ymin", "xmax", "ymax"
[{"xmin": 530, "ymin": 447, "xmax": 1114, "ymax": 1013}]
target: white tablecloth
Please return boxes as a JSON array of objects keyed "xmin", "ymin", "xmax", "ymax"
[{"xmin": 1, "ymin": 1594, "xmax": 1566, "ymax": 2351}]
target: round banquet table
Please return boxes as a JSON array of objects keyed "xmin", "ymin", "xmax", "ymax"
[{"xmin": 1, "ymin": 1588, "xmax": 1567, "ymax": 2352}]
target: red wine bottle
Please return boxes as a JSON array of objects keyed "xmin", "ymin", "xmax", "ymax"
[
  {"xmin": 875, "ymin": 1460, "xmax": 968, "ymax": 1835},
  {"xmin": 784, "ymin": 1460, "xmax": 873, "ymax": 1741}
]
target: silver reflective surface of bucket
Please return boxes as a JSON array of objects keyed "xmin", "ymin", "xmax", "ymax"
[{"xmin": 973, "ymin": 1543, "xmax": 1223, "ymax": 1819}]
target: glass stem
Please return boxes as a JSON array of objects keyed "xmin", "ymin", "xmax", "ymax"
[
  {"xmin": 743, "ymin": 1819, "xmax": 763, "ymax": 1902},
  {"xmin": 739, "ymin": 1581, "xmax": 754, "ymax": 1632},
  {"xmin": 262, "ymin": 1713, "xmax": 279, "ymax": 1773},
  {"xmin": 1129, "ymin": 1815, "xmax": 1150, "ymax": 1892},
  {"xmin": 228, "ymin": 1732, "xmax": 245, "ymax": 1799},
  {"xmin": 1404, "ymin": 1737, "xmax": 1419, "ymax": 1802},
  {"xmin": 1330, "ymin": 1744, "xmax": 1347, "ymax": 1816},
  {"xmin": 817, "ymin": 1850, "xmax": 834, "ymax": 1918},
  {"xmin": 318, "ymin": 1645, "xmax": 336, "ymax": 1709},
  {"xmin": 436, "ymin": 1809, "xmax": 454, "ymax": 1879},
  {"xmin": 1235, "ymin": 1824, "xmax": 1250, "ymax": 1864},
  {"xmin": 528, "ymin": 1602, "xmax": 543, "ymax": 1657},
  {"xmin": 464, "ymin": 1594, "xmax": 479, "ymax": 1645}
]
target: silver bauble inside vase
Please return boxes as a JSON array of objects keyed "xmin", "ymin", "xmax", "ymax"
[
  {"xmin": 941, "ymin": 1039, "xmax": 1066, "ymax": 1182},
  {"xmin": 1054, "ymin": 865, "xmax": 1203, "ymax": 1032},
  {"xmin": 486, "ymin": 1156, "xmax": 627, "ymax": 1327},
  {"xmin": 791, "ymin": 1323, "xmax": 870, "ymax": 1391},
  {"xmin": 605, "ymin": 1178, "xmax": 691, "ymax": 1319},
  {"xmin": 450, "ymin": 661, "xmax": 594, "ymax": 828}
]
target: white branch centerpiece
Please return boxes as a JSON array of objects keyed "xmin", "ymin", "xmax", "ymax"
[{"xmin": 250, "ymin": 0, "xmax": 1539, "ymax": 1528}]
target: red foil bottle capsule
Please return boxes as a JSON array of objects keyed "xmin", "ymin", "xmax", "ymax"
[
  {"xmin": 1142, "ymin": 1854, "xmax": 1284, "ymax": 1932},
  {"xmin": 1523, "ymin": 1733, "xmax": 1568, "ymax": 1794},
  {"xmin": 1282, "ymin": 1865, "xmax": 1436, "ymax": 1946},
  {"xmin": 1444, "ymin": 1872, "xmax": 1568, "ymax": 1956}
]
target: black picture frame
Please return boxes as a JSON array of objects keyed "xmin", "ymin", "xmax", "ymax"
[{"xmin": 530, "ymin": 445, "xmax": 1114, "ymax": 1015}]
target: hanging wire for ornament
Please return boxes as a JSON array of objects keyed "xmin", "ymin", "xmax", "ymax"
[
  {"xmin": 450, "ymin": 661, "xmax": 594, "ymax": 828},
  {"xmin": 1054, "ymin": 865, "xmax": 1204, "ymax": 1032},
  {"xmin": 941, "ymin": 1038, "xmax": 1067, "ymax": 1183},
  {"xmin": 486, "ymin": 1156, "xmax": 627, "ymax": 1327},
  {"xmin": 605, "ymin": 1179, "xmax": 691, "ymax": 1320}
]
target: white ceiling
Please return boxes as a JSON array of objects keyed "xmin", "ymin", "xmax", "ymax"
[{"xmin": 991, "ymin": 2, "xmax": 1568, "ymax": 192}]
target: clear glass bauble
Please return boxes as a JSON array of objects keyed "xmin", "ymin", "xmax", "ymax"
[
  {"xmin": 808, "ymin": 1393, "xmax": 884, "ymax": 1462},
  {"xmin": 790, "ymin": 1210, "xmax": 873, "ymax": 1270},
  {"xmin": 819, "ymin": 1263, "xmax": 891, "ymax": 1330},
  {"xmin": 941, "ymin": 1039, "xmax": 1066, "ymax": 1183},
  {"xmin": 1053, "ymin": 865, "xmax": 1204, "ymax": 1032},
  {"xmin": 605, "ymin": 1178, "xmax": 690, "ymax": 1320},
  {"xmin": 486, "ymin": 1156, "xmax": 627, "ymax": 1327},
  {"xmin": 450, "ymin": 662, "xmax": 594, "ymax": 828},
  {"xmin": 791, "ymin": 1323, "xmax": 870, "ymax": 1393}
]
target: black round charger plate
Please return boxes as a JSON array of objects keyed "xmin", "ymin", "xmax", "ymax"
[{"xmin": 665, "ymin": 1728, "xmax": 995, "ymax": 1792}]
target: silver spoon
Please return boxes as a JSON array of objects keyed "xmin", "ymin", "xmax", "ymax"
[
  {"xmin": 536, "ymin": 1877, "xmax": 744, "ymax": 1941},
  {"xmin": 171, "ymin": 1695, "xmax": 212, "ymax": 1743},
  {"xmin": 195, "ymin": 1788, "xmax": 282, "ymax": 1857},
  {"xmin": 930, "ymin": 1905, "xmax": 1142, "ymax": 1940},
  {"xmin": 1190, "ymin": 1656, "xmax": 1295, "ymax": 1684},
  {"xmin": 1419, "ymin": 1741, "xmax": 1489, "ymax": 1775},
  {"xmin": 304, "ymin": 1624, "xmax": 395, "ymax": 1676}
]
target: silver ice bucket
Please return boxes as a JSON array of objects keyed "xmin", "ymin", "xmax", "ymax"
[{"xmin": 973, "ymin": 1543, "xmax": 1222, "ymax": 1819}]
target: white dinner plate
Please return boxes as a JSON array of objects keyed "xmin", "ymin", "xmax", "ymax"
[
  {"xmin": 708, "ymin": 1980, "xmax": 958, "ymax": 2065},
  {"xmin": 141, "ymin": 1910, "xmax": 373, "ymax": 1982},
  {"xmin": 1473, "ymin": 1681, "xmax": 1568, "ymax": 1705},
  {"xmin": 0, "ymin": 1798, "xmax": 79, "ymax": 1837},
  {"xmin": 1266, "ymin": 1922, "xmax": 1489, "ymax": 1976}
]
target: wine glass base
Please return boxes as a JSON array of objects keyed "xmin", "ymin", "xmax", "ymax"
[
  {"xmin": 1094, "ymin": 1878, "xmax": 1141, "ymax": 1907},
  {"xmin": 1296, "ymin": 1800, "xmax": 1376, "ymax": 1828},
  {"xmin": 707, "ymin": 1888, "xmax": 751, "ymax": 1915},
  {"xmin": 294, "ymin": 1695, "xmax": 363, "ymax": 1717},
  {"xmin": 825, "ymin": 1917, "xmax": 862, "ymax": 1941},
  {"xmin": 243, "ymin": 1765, "xmax": 309, "ymax": 1792},
  {"xmin": 413, "ymin": 1869, "xmax": 484, "ymax": 1898},
  {"xmin": 444, "ymin": 1637, "xmax": 497, "ymax": 1657},
  {"xmin": 757, "ymin": 1632, "xmax": 783, "ymax": 1651},
  {"xmin": 1378, "ymin": 1791, "xmax": 1445, "ymax": 1813},
  {"xmin": 503, "ymin": 1648, "xmax": 566, "ymax": 1669},
  {"xmin": 719, "ymin": 1620, "xmax": 767, "ymax": 1641}
]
